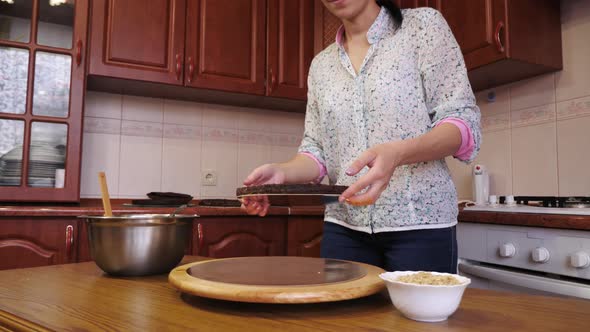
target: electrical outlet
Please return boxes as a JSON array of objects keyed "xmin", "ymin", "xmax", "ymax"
[{"xmin": 202, "ymin": 169, "xmax": 218, "ymax": 186}]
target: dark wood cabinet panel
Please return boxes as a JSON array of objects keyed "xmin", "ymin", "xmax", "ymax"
[
  {"xmin": 185, "ymin": 0, "xmax": 266, "ymax": 94},
  {"xmin": 267, "ymin": 0, "xmax": 315, "ymax": 100},
  {"xmin": 77, "ymin": 219, "xmax": 91, "ymax": 262},
  {"xmin": 441, "ymin": 0, "xmax": 561, "ymax": 91},
  {"xmin": 0, "ymin": 218, "xmax": 77, "ymax": 270},
  {"xmin": 396, "ymin": 0, "xmax": 441, "ymax": 10},
  {"xmin": 89, "ymin": 0, "xmax": 186, "ymax": 85},
  {"xmin": 193, "ymin": 217, "xmax": 286, "ymax": 258},
  {"xmin": 286, "ymin": 216, "xmax": 323, "ymax": 258},
  {"xmin": 441, "ymin": 0, "xmax": 507, "ymax": 71},
  {"xmin": 313, "ymin": 0, "xmax": 340, "ymax": 54}
]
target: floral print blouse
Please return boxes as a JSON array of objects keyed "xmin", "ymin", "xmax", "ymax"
[{"xmin": 298, "ymin": 7, "xmax": 481, "ymax": 233}]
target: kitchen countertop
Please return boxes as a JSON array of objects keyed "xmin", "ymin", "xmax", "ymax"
[
  {"xmin": 2, "ymin": 202, "xmax": 589, "ymax": 231},
  {"xmin": 459, "ymin": 209, "xmax": 590, "ymax": 231},
  {"xmin": 0, "ymin": 256, "xmax": 588, "ymax": 332},
  {"xmin": 0, "ymin": 202, "xmax": 325, "ymax": 217}
]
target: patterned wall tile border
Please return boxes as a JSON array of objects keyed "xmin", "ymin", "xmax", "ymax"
[
  {"xmin": 83, "ymin": 117, "xmax": 121, "ymax": 135},
  {"xmin": 481, "ymin": 112, "xmax": 510, "ymax": 133},
  {"xmin": 163, "ymin": 124, "xmax": 202, "ymax": 140},
  {"xmin": 511, "ymin": 104, "xmax": 556, "ymax": 128},
  {"xmin": 272, "ymin": 134, "xmax": 303, "ymax": 147},
  {"xmin": 557, "ymin": 95, "xmax": 590, "ymax": 120},
  {"xmin": 202, "ymin": 127, "xmax": 239, "ymax": 143},
  {"xmin": 121, "ymin": 120, "xmax": 163, "ymax": 138},
  {"xmin": 238, "ymin": 130, "xmax": 274, "ymax": 145}
]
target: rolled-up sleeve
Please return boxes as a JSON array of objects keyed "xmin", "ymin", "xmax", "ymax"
[
  {"xmin": 419, "ymin": 9, "xmax": 482, "ymax": 163},
  {"xmin": 298, "ymin": 61, "xmax": 327, "ymax": 172}
]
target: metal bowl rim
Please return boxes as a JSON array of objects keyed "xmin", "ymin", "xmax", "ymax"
[{"xmin": 78, "ymin": 214, "xmax": 199, "ymax": 220}]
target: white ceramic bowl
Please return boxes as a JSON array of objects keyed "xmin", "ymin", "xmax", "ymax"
[{"xmin": 379, "ymin": 271, "xmax": 471, "ymax": 322}]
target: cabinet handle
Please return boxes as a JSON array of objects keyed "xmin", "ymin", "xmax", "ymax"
[
  {"xmin": 75, "ymin": 40, "xmax": 83, "ymax": 67},
  {"xmin": 175, "ymin": 54, "xmax": 182, "ymax": 81},
  {"xmin": 494, "ymin": 21, "xmax": 505, "ymax": 53},
  {"xmin": 187, "ymin": 56, "xmax": 194, "ymax": 84},
  {"xmin": 197, "ymin": 223, "xmax": 204, "ymax": 255},
  {"xmin": 65, "ymin": 225, "xmax": 74, "ymax": 259}
]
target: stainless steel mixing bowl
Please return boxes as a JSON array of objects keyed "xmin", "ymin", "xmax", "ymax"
[{"xmin": 80, "ymin": 214, "xmax": 197, "ymax": 276}]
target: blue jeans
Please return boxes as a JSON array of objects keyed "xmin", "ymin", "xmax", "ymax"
[{"xmin": 320, "ymin": 222, "xmax": 458, "ymax": 273}]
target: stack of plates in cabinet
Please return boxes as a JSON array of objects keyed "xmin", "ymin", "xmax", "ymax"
[{"xmin": 0, "ymin": 141, "xmax": 65, "ymax": 187}]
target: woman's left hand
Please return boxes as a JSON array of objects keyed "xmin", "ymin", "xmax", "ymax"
[{"xmin": 339, "ymin": 141, "xmax": 407, "ymax": 206}]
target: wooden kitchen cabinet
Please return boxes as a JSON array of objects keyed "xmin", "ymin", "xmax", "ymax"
[
  {"xmin": 193, "ymin": 217, "xmax": 287, "ymax": 258},
  {"xmin": 0, "ymin": 218, "xmax": 77, "ymax": 270},
  {"xmin": 286, "ymin": 216, "xmax": 324, "ymax": 257},
  {"xmin": 0, "ymin": 0, "xmax": 89, "ymax": 202},
  {"xmin": 396, "ymin": 0, "xmax": 441, "ymax": 10},
  {"xmin": 441, "ymin": 0, "xmax": 562, "ymax": 91},
  {"xmin": 266, "ymin": 0, "xmax": 315, "ymax": 100},
  {"xmin": 313, "ymin": 0, "xmax": 562, "ymax": 91},
  {"xmin": 184, "ymin": 0, "xmax": 266, "ymax": 95},
  {"xmin": 88, "ymin": 0, "xmax": 186, "ymax": 85},
  {"xmin": 87, "ymin": 0, "xmax": 314, "ymax": 104}
]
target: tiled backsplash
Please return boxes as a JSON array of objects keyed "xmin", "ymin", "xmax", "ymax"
[
  {"xmin": 447, "ymin": 0, "xmax": 590, "ymax": 200},
  {"xmin": 81, "ymin": 93, "xmax": 303, "ymax": 199}
]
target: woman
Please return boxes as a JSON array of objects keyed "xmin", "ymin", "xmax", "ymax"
[{"xmin": 242, "ymin": 0, "xmax": 480, "ymax": 273}]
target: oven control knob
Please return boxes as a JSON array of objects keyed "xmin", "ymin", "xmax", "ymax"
[
  {"xmin": 499, "ymin": 243, "xmax": 516, "ymax": 258},
  {"xmin": 532, "ymin": 247, "xmax": 550, "ymax": 263},
  {"xmin": 570, "ymin": 251, "xmax": 590, "ymax": 269}
]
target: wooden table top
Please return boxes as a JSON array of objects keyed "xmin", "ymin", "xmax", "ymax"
[{"xmin": 0, "ymin": 256, "xmax": 589, "ymax": 332}]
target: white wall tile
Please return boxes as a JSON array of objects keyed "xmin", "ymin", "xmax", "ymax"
[
  {"xmin": 509, "ymin": 74, "xmax": 555, "ymax": 111},
  {"xmin": 476, "ymin": 86, "xmax": 510, "ymax": 116},
  {"xmin": 201, "ymin": 128, "xmax": 239, "ymax": 198},
  {"xmin": 119, "ymin": 135, "xmax": 162, "ymax": 197},
  {"xmin": 555, "ymin": 0, "xmax": 590, "ymax": 102},
  {"xmin": 237, "ymin": 131, "xmax": 273, "ymax": 188},
  {"xmin": 80, "ymin": 132, "xmax": 120, "ymax": 198},
  {"xmin": 475, "ymin": 130, "xmax": 512, "ymax": 196},
  {"xmin": 446, "ymin": 157, "xmax": 472, "ymax": 201},
  {"xmin": 511, "ymin": 122, "xmax": 558, "ymax": 196},
  {"xmin": 122, "ymin": 95, "xmax": 164, "ymax": 123},
  {"xmin": 162, "ymin": 137, "xmax": 201, "ymax": 198},
  {"xmin": 270, "ymin": 111, "xmax": 305, "ymax": 135},
  {"xmin": 238, "ymin": 108, "xmax": 275, "ymax": 132},
  {"xmin": 163, "ymin": 99, "xmax": 202, "ymax": 125},
  {"xmin": 557, "ymin": 115, "xmax": 590, "ymax": 196},
  {"xmin": 202, "ymin": 104, "xmax": 240, "ymax": 129},
  {"xmin": 84, "ymin": 91, "xmax": 121, "ymax": 119}
]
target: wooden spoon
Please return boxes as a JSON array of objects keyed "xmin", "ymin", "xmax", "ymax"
[{"xmin": 98, "ymin": 172, "xmax": 113, "ymax": 217}]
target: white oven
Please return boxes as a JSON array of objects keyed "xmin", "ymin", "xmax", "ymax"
[{"xmin": 458, "ymin": 200, "xmax": 590, "ymax": 300}]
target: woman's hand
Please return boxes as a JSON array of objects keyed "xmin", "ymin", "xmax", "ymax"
[
  {"xmin": 339, "ymin": 141, "xmax": 407, "ymax": 206},
  {"xmin": 241, "ymin": 164, "xmax": 286, "ymax": 216}
]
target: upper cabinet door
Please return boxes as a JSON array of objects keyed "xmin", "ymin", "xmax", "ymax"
[
  {"xmin": 88, "ymin": 0, "xmax": 186, "ymax": 85},
  {"xmin": 396, "ymin": 0, "xmax": 441, "ymax": 9},
  {"xmin": 266, "ymin": 0, "xmax": 314, "ymax": 100},
  {"xmin": 440, "ymin": 0, "xmax": 507, "ymax": 71},
  {"xmin": 184, "ymin": 0, "xmax": 266, "ymax": 95}
]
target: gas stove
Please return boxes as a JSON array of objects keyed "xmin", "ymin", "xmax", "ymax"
[{"xmin": 463, "ymin": 196, "xmax": 590, "ymax": 216}]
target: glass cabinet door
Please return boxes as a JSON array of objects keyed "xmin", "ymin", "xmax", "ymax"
[{"xmin": 0, "ymin": 0, "xmax": 88, "ymax": 201}]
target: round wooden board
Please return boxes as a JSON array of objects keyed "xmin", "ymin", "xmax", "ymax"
[{"xmin": 168, "ymin": 256, "xmax": 386, "ymax": 304}]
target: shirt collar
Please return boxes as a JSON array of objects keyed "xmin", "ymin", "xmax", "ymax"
[{"xmin": 335, "ymin": 6, "xmax": 393, "ymax": 47}]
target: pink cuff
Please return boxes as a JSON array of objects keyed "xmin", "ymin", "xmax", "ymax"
[
  {"xmin": 299, "ymin": 152, "xmax": 327, "ymax": 183},
  {"xmin": 437, "ymin": 118, "xmax": 475, "ymax": 161}
]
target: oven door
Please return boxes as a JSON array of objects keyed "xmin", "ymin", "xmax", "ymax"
[{"xmin": 458, "ymin": 260, "xmax": 590, "ymax": 300}]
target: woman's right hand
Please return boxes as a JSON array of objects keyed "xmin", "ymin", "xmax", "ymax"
[{"xmin": 241, "ymin": 163, "xmax": 286, "ymax": 217}]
